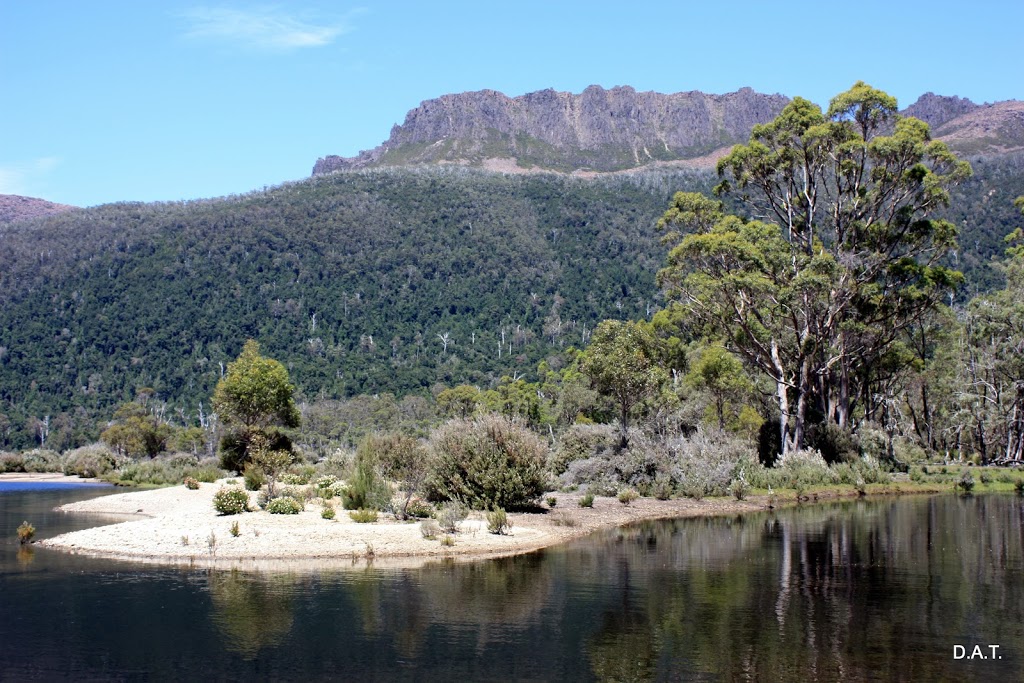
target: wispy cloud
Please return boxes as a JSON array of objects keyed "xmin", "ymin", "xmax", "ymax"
[
  {"xmin": 0, "ymin": 157, "xmax": 61, "ymax": 196},
  {"xmin": 181, "ymin": 5, "xmax": 356, "ymax": 51}
]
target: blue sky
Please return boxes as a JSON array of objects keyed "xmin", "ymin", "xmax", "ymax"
[{"xmin": 2, "ymin": 1, "xmax": 1021, "ymax": 207}]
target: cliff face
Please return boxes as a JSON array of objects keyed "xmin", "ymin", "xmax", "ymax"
[
  {"xmin": 313, "ymin": 87, "xmax": 1024, "ymax": 177},
  {"xmin": 313, "ymin": 85, "xmax": 791, "ymax": 174}
]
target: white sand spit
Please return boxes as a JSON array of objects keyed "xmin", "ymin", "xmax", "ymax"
[{"xmin": 39, "ymin": 479, "xmax": 766, "ymax": 570}]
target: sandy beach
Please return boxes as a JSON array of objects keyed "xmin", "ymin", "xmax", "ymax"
[{"xmin": 36, "ymin": 479, "xmax": 767, "ymax": 570}]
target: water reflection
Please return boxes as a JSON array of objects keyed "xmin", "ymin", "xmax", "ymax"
[
  {"xmin": 207, "ymin": 570, "xmax": 296, "ymax": 659},
  {"xmin": 3, "ymin": 489, "xmax": 1022, "ymax": 681}
]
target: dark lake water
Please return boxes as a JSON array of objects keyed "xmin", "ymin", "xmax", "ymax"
[{"xmin": 2, "ymin": 484, "xmax": 1022, "ymax": 682}]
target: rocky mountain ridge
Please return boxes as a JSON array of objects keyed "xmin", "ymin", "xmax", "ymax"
[
  {"xmin": 313, "ymin": 87, "xmax": 1024, "ymax": 176},
  {"xmin": 313, "ymin": 86, "xmax": 791, "ymax": 175}
]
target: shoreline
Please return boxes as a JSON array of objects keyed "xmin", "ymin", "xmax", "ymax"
[
  {"xmin": 36, "ymin": 479, "xmax": 948, "ymax": 571},
  {"xmin": 0, "ymin": 472, "xmax": 105, "ymax": 484}
]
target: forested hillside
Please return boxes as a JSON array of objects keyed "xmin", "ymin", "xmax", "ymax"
[
  {"xmin": 0, "ymin": 154, "xmax": 1021, "ymax": 451},
  {"xmin": 0, "ymin": 168, "xmax": 708, "ymax": 448}
]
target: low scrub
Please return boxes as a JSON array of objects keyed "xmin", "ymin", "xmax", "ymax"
[
  {"xmin": 349, "ymin": 508, "xmax": 378, "ymax": 523},
  {"xmin": 266, "ymin": 496, "xmax": 303, "ymax": 514},
  {"xmin": 550, "ymin": 423, "xmax": 618, "ymax": 475},
  {"xmin": 105, "ymin": 455, "xmax": 225, "ymax": 486},
  {"xmin": 213, "ymin": 487, "xmax": 250, "ymax": 515},
  {"xmin": 21, "ymin": 449, "xmax": 63, "ymax": 473},
  {"xmin": 0, "ymin": 451, "xmax": 25, "ymax": 473},
  {"xmin": 436, "ymin": 502, "xmax": 467, "ymax": 534},
  {"xmin": 486, "ymin": 507, "xmax": 510, "ymax": 535},
  {"xmin": 62, "ymin": 445, "xmax": 117, "ymax": 478},
  {"xmin": 429, "ymin": 414, "xmax": 548, "ymax": 510}
]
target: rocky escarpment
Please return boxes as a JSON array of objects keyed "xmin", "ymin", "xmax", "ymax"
[
  {"xmin": 902, "ymin": 93, "xmax": 981, "ymax": 129},
  {"xmin": 313, "ymin": 85, "xmax": 790, "ymax": 174},
  {"xmin": 0, "ymin": 194, "xmax": 76, "ymax": 224}
]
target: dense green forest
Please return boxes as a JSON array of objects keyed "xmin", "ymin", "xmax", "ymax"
[{"xmin": 0, "ymin": 143, "xmax": 1021, "ymax": 455}]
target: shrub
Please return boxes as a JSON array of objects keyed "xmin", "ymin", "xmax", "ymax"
[
  {"xmin": 979, "ymin": 469, "xmax": 992, "ymax": 485},
  {"xmin": 266, "ymin": 497, "xmax": 303, "ymax": 514},
  {"xmin": 486, "ymin": 508, "xmax": 510, "ymax": 535},
  {"xmin": 184, "ymin": 476, "xmax": 200, "ymax": 490},
  {"xmin": 315, "ymin": 475, "xmax": 340, "ymax": 493},
  {"xmin": 652, "ymin": 476, "xmax": 673, "ymax": 500},
  {"xmin": 218, "ymin": 429, "xmax": 293, "ymax": 474},
  {"xmin": 212, "ymin": 487, "xmax": 249, "ymax": 515},
  {"xmin": 17, "ymin": 521, "xmax": 36, "ymax": 544},
  {"xmin": 550, "ymin": 512, "xmax": 578, "ymax": 527},
  {"xmin": 420, "ymin": 518, "xmax": 440, "ymax": 539},
  {"xmin": 550, "ymin": 423, "xmax": 618, "ymax": 475},
  {"xmin": 1015, "ymin": 479, "xmax": 1024, "ymax": 495},
  {"xmin": 229, "ymin": 520, "xmax": 241, "ymax": 537},
  {"xmin": 806, "ymin": 422, "xmax": 859, "ymax": 464},
  {"xmin": 321, "ymin": 504, "xmax": 336, "ymax": 520},
  {"xmin": 63, "ymin": 445, "xmax": 116, "ymax": 478},
  {"xmin": 281, "ymin": 473, "xmax": 306, "ymax": 486},
  {"xmin": 546, "ymin": 496, "xmax": 557, "ymax": 508},
  {"xmin": 437, "ymin": 502, "xmax": 467, "ymax": 534},
  {"xmin": 349, "ymin": 508, "xmax": 378, "ymax": 523},
  {"xmin": 366, "ymin": 432, "xmax": 432, "ymax": 519},
  {"xmin": 405, "ymin": 497, "xmax": 434, "ymax": 518},
  {"xmin": 578, "ymin": 493, "xmax": 595, "ymax": 508},
  {"xmin": 957, "ymin": 470, "xmax": 975, "ymax": 494},
  {"xmin": 0, "ymin": 451, "xmax": 25, "ymax": 473},
  {"xmin": 21, "ymin": 449, "xmax": 63, "ymax": 473},
  {"xmin": 617, "ymin": 488, "xmax": 639, "ymax": 505},
  {"xmin": 186, "ymin": 461, "xmax": 224, "ymax": 483},
  {"xmin": 731, "ymin": 475, "xmax": 749, "ymax": 501},
  {"xmin": 439, "ymin": 534, "xmax": 456, "ymax": 547},
  {"xmin": 243, "ymin": 464, "xmax": 266, "ymax": 491},
  {"xmin": 429, "ymin": 414, "xmax": 549, "ymax": 510},
  {"xmin": 342, "ymin": 437, "xmax": 391, "ymax": 511}
]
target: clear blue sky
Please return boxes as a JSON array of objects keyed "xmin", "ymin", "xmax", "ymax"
[{"xmin": 2, "ymin": 1, "xmax": 1021, "ymax": 207}]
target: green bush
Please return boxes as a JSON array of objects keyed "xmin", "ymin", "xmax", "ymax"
[
  {"xmin": 957, "ymin": 470, "xmax": 975, "ymax": 494},
  {"xmin": 731, "ymin": 476, "xmax": 749, "ymax": 501},
  {"xmin": 63, "ymin": 445, "xmax": 116, "ymax": 478},
  {"xmin": 212, "ymin": 487, "xmax": 250, "ymax": 515},
  {"xmin": 21, "ymin": 449, "xmax": 63, "ymax": 473},
  {"xmin": 486, "ymin": 507, "xmax": 510, "ymax": 535},
  {"xmin": 321, "ymin": 504, "xmax": 336, "ymax": 520},
  {"xmin": 266, "ymin": 497, "xmax": 303, "ymax": 514},
  {"xmin": 184, "ymin": 476, "xmax": 200, "ymax": 490},
  {"xmin": 348, "ymin": 508, "xmax": 378, "ymax": 523},
  {"xmin": 186, "ymin": 463, "xmax": 224, "ymax": 483},
  {"xmin": 652, "ymin": 476, "xmax": 673, "ymax": 500},
  {"xmin": 617, "ymin": 488, "xmax": 639, "ymax": 505},
  {"xmin": 341, "ymin": 437, "xmax": 391, "ymax": 511},
  {"xmin": 578, "ymin": 493, "xmax": 595, "ymax": 508},
  {"xmin": 0, "ymin": 452, "xmax": 25, "ymax": 473},
  {"xmin": 429, "ymin": 414, "xmax": 548, "ymax": 510},
  {"xmin": 243, "ymin": 464, "xmax": 266, "ymax": 491}
]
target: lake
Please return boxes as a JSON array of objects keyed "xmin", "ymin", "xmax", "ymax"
[{"xmin": 2, "ymin": 483, "xmax": 1022, "ymax": 681}]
